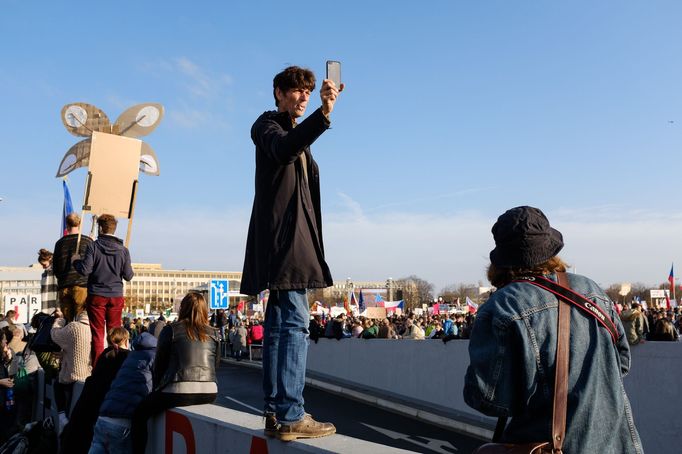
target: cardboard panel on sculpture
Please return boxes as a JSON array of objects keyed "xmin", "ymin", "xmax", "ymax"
[{"xmin": 86, "ymin": 131, "xmax": 141, "ymax": 218}]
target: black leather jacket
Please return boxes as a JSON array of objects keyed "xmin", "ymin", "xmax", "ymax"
[{"xmin": 153, "ymin": 322, "xmax": 219, "ymax": 390}]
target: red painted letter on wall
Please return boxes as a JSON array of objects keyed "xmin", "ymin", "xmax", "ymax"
[{"xmin": 165, "ymin": 410, "xmax": 196, "ymax": 454}]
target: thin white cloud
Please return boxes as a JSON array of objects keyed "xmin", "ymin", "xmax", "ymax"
[
  {"xmin": 167, "ymin": 109, "xmax": 211, "ymax": 129},
  {"xmin": 138, "ymin": 57, "xmax": 233, "ymax": 129},
  {"xmin": 174, "ymin": 57, "xmax": 232, "ymax": 99},
  {"xmin": 364, "ymin": 187, "xmax": 495, "ymax": 213},
  {"xmin": 336, "ymin": 192, "xmax": 365, "ymax": 220}
]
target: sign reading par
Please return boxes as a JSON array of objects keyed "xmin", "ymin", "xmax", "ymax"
[
  {"xmin": 3, "ymin": 295, "xmax": 41, "ymax": 324},
  {"xmin": 210, "ymin": 279, "xmax": 230, "ymax": 309}
]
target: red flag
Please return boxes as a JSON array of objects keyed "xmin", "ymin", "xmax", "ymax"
[
  {"xmin": 350, "ymin": 291, "xmax": 358, "ymax": 308},
  {"xmin": 667, "ymin": 264, "xmax": 674, "ymax": 310},
  {"xmin": 343, "ymin": 293, "xmax": 350, "ymax": 314},
  {"xmin": 432, "ymin": 303, "xmax": 440, "ymax": 315}
]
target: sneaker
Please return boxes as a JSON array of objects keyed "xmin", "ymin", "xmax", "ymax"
[
  {"xmin": 277, "ymin": 413, "xmax": 336, "ymax": 442},
  {"xmin": 264, "ymin": 412, "xmax": 279, "ymax": 437}
]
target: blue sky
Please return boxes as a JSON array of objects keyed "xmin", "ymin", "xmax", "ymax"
[{"xmin": 1, "ymin": 1, "xmax": 682, "ymax": 292}]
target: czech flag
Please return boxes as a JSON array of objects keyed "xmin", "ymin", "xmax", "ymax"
[
  {"xmin": 466, "ymin": 297, "xmax": 479, "ymax": 314},
  {"xmin": 350, "ymin": 291, "xmax": 359, "ymax": 309}
]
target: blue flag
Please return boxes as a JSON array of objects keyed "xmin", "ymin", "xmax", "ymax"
[
  {"xmin": 61, "ymin": 179, "xmax": 74, "ymax": 236},
  {"xmin": 358, "ymin": 290, "xmax": 365, "ymax": 312}
]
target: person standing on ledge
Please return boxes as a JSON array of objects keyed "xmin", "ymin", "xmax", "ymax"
[
  {"xmin": 73, "ymin": 214, "xmax": 134, "ymax": 366},
  {"xmin": 241, "ymin": 65, "xmax": 343, "ymax": 441}
]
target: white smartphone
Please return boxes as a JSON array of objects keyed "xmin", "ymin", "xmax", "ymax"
[{"xmin": 326, "ymin": 60, "xmax": 341, "ymax": 88}]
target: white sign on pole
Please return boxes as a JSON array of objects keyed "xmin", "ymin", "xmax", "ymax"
[
  {"xmin": 135, "ymin": 309, "xmax": 145, "ymax": 318},
  {"xmin": 650, "ymin": 290, "xmax": 667, "ymax": 299},
  {"xmin": 145, "ymin": 303, "xmax": 151, "ymax": 314},
  {"xmin": 330, "ymin": 306, "xmax": 346, "ymax": 317},
  {"xmin": 3, "ymin": 295, "xmax": 41, "ymax": 324}
]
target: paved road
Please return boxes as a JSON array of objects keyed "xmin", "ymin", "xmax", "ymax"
[{"xmin": 215, "ymin": 362, "xmax": 484, "ymax": 453}]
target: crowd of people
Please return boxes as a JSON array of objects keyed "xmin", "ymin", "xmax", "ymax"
[
  {"xmin": 308, "ymin": 311, "xmax": 475, "ymax": 342},
  {"xmin": 0, "ymin": 290, "xmax": 219, "ymax": 453},
  {"xmin": 620, "ymin": 304, "xmax": 681, "ymax": 344},
  {"xmin": 0, "ymin": 213, "xmax": 221, "ymax": 453}
]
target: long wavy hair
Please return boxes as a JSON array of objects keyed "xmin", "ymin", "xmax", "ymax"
[
  {"xmin": 178, "ymin": 292, "xmax": 210, "ymax": 342},
  {"xmin": 487, "ymin": 256, "xmax": 569, "ymax": 289}
]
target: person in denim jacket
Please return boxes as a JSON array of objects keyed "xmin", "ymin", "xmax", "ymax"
[{"xmin": 464, "ymin": 206, "xmax": 643, "ymax": 453}]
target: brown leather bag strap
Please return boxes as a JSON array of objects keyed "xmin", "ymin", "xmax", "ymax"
[{"xmin": 552, "ymin": 272, "xmax": 571, "ymax": 453}]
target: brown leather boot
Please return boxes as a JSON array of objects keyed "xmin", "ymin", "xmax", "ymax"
[
  {"xmin": 277, "ymin": 414, "xmax": 336, "ymax": 442},
  {"xmin": 264, "ymin": 412, "xmax": 279, "ymax": 437}
]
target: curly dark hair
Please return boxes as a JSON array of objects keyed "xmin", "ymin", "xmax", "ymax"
[
  {"xmin": 487, "ymin": 256, "xmax": 569, "ymax": 289},
  {"xmin": 273, "ymin": 66, "xmax": 316, "ymax": 107}
]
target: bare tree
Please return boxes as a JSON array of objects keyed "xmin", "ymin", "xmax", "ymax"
[
  {"xmin": 395, "ymin": 275, "xmax": 434, "ymax": 310},
  {"xmin": 604, "ymin": 284, "xmax": 622, "ymax": 304},
  {"xmin": 308, "ymin": 288, "xmax": 326, "ymax": 307},
  {"xmin": 440, "ymin": 283, "xmax": 479, "ymax": 304}
]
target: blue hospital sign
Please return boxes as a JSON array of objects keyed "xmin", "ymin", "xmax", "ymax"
[{"xmin": 210, "ymin": 279, "xmax": 230, "ymax": 309}]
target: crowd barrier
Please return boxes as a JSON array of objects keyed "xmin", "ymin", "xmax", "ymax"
[
  {"xmin": 305, "ymin": 338, "xmax": 682, "ymax": 454},
  {"xmin": 146, "ymin": 405, "xmax": 414, "ymax": 454}
]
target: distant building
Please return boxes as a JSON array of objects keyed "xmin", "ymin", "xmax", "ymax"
[
  {"xmin": 0, "ymin": 263, "xmax": 243, "ymax": 314},
  {"xmin": 0, "ymin": 265, "xmax": 43, "ymax": 300},
  {"xmin": 125, "ymin": 263, "xmax": 243, "ymax": 311}
]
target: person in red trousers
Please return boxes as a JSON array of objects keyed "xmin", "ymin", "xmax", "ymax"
[{"xmin": 73, "ymin": 214, "xmax": 134, "ymax": 365}]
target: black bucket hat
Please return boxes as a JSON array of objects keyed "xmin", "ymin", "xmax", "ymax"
[{"xmin": 489, "ymin": 206, "xmax": 564, "ymax": 268}]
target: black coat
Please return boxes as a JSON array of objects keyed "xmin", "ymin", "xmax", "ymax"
[{"xmin": 240, "ymin": 108, "xmax": 333, "ymax": 295}]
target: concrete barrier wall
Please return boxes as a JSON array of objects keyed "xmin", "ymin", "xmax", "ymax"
[
  {"xmin": 306, "ymin": 338, "xmax": 682, "ymax": 454},
  {"xmin": 146, "ymin": 404, "xmax": 414, "ymax": 454}
]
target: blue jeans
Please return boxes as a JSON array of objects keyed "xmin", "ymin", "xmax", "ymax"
[
  {"xmin": 88, "ymin": 418, "xmax": 132, "ymax": 454},
  {"xmin": 263, "ymin": 289, "xmax": 310, "ymax": 423}
]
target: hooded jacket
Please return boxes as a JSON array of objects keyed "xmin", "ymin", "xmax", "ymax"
[
  {"xmin": 99, "ymin": 332, "xmax": 157, "ymax": 419},
  {"xmin": 74, "ymin": 235, "xmax": 134, "ymax": 297},
  {"xmin": 240, "ymin": 108, "xmax": 333, "ymax": 295}
]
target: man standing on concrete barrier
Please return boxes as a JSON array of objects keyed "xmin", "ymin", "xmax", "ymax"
[
  {"xmin": 241, "ymin": 65, "xmax": 343, "ymax": 441},
  {"xmin": 73, "ymin": 214, "xmax": 134, "ymax": 365},
  {"xmin": 53, "ymin": 213, "xmax": 93, "ymax": 322}
]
